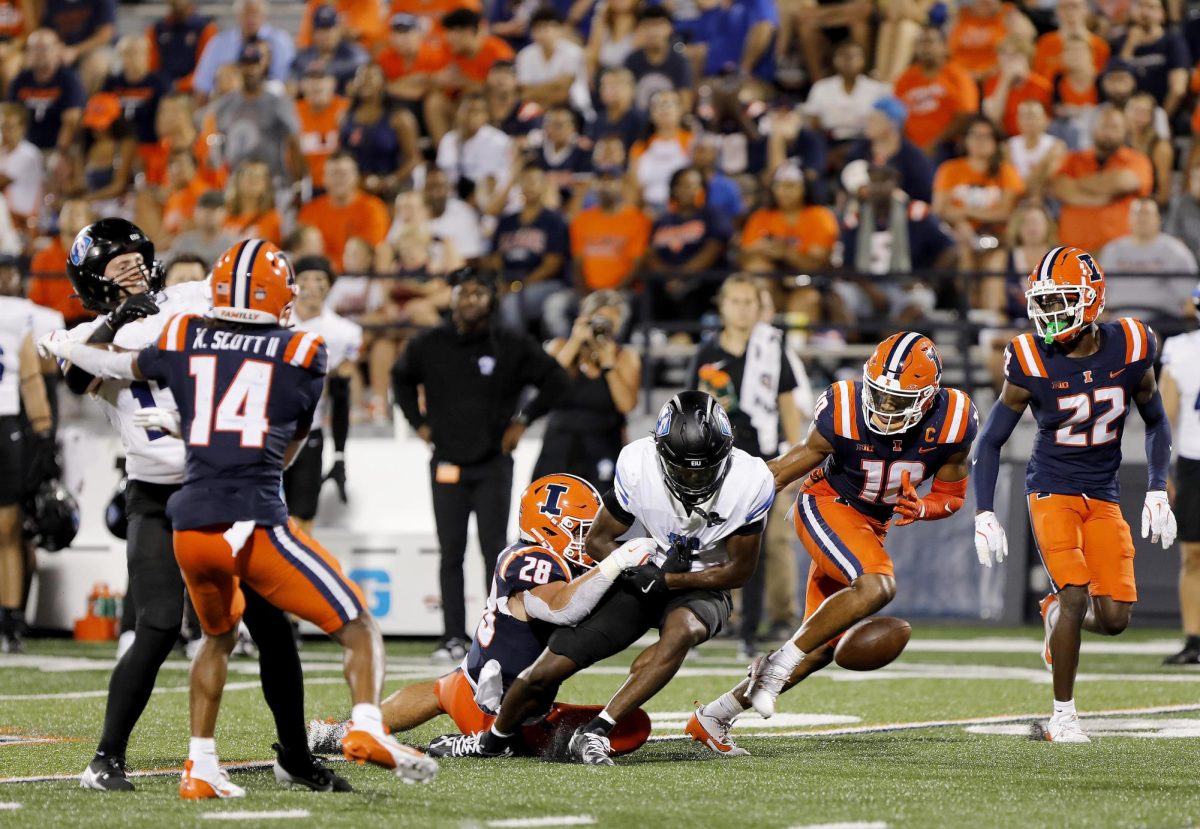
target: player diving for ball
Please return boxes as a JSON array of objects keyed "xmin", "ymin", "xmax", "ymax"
[
  {"xmin": 973, "ymin": 246, "xmax": 1177, "ymax": 743},
  {"xmin": 690, "ymin": 332, "xmax": 978, "ymax": 756},
  {"xmin": 308, "ymin": 473, "xmax": 656, "ymax": 758}
]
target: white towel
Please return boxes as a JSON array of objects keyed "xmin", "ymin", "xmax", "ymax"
[{"xmin": 742, "ymin": 322, "xmax": 815, "ymax": 455}]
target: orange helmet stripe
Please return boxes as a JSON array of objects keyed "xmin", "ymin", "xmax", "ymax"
[
  {"xmin": 1120, "ymin": 317, "xmax": 1147, "ymax": 363},
  {"xmin": 938, "ymin": 389, "xmax": 970, "ymax": 443}
]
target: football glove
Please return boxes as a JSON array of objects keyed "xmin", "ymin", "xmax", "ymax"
[
  {"xmin": 37, "ymin": 330, "xmax": 74, "ymax": 362},
  {"xmin": 597, "ymin": 537, "xmax": 657, "ymax": 580},
  {"xmin": 131, "ymin": 407, "xmax": 181, "ymax": 438},
  {"xmin": 621, "ymin": 563, "xmax": 668, "ymax": 596},
  {"xmin": 27, "ymin": 432, "xmax": 60, "ymax": 485},
  {"xmin": 1141, "ymin": 490, "xmax": 1177, "ymax": 549},
  {"xmin": 108, "ymin": 293, "xmax": 160, "ymax": 330},
  {"xmin": 973, "ymin": 511, "xmax": 1008, "ymax": 568},
  {"xmin": 662, "ymin": 538, "xmax": 694, "ymax": 574},
  {"xmin": 893, "ymin": 471, "xmax": 967, "ymax": 526},
  {"xmin": 322, "ymin": 456, "xmax": 348, "ymax": 503}
]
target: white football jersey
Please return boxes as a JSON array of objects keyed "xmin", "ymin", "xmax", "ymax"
[
  {"xmin": 1163, "ymin": 330, "xmax": 1200, "ymax": 460},
  {"xmin": 64, "ymin": 280, "xmax": 212, "ymax": 484},
  {"xmin": 0, "ymin": 295, "xmax": 34, "ymax": 416},
  {"xmin": 291, "ymin": 307, "xmax": 362, "ymax": 431},
  {"xmin": 613, "ymin": 437, "xmax": 775, "ymax": 573}
]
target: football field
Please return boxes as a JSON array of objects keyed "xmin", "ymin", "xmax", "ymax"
[{"xmin": 1, "ymin": 627, "xmax": 1198, "ymax": 829}]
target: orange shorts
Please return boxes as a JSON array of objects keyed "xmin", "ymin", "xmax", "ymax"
[
  {"xmin": 173, "ymin": 520, "xmax": 368, "ymax": 636},
  {"xmin": 793, "ymin": 478, "xmax": 893, "ymax": 621},
  {"xmin": 433, "ymin": 668, "xmax": 493, "ymax": 736},
  {"xmin": 1027, "ymin": 493, "xmax": 1136, "ymax": 602}
]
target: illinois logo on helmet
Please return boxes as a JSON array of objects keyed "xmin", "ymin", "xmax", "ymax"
[
  {"xmin": 862, "ymin": 331, "xmax": 942, "ymax": 435},
  {"xmin": 210, "ymin": 239, "xmax": 297, "ymax": 325},
  {"xmin": 518, "ymin": 474, "xmax": 602, "ymax": 568},
  {"xmin": 1026, "ymin": 245, "xmax": 1106, "ymax": 345}
]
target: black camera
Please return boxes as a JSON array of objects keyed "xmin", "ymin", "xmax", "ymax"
[{"xmin": 589, "ymin": 315, "xmax": 614, "ymax": 339}]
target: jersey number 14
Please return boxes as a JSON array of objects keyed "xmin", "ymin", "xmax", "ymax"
[{"xmin": 187, "ymin": 356, "xmax": 273, "ymax": 447}]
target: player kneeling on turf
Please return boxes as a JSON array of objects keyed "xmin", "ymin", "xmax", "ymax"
[
  {"xmin": 308, "ymin": 473, "xmax": 655, "ymax": 758},
  {"xmin": 40, "ymin": 240, "xmax": 437, "ymax": 797}
]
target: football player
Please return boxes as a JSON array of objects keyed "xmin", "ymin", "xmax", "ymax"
[
  {"xmin": 691, "ymin": 333, "xmax": 977, "ymax": 755},
  {"xmin": 45, "ymin": 237, "xmax": 409, "ymax": 796},
  {"xmin": 0, "ymin": 257, "xmax": 56, "ymax": 653},
  {"xmin": 454, "ymin": 391, "xmax": 775, "ymax": 765},
  {"xmin": 974, "ymin": 245, "xmax": 1177, "ymax": 742},
  {"xmin": 309, "ymin": 473, "xmax": 655, "ymax": 757},
  {"xmin": 283, "ymin": 256, "xmax": 361, "ymax": 536}
]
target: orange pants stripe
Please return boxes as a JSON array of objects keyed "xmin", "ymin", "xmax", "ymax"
[
  {"xmin": 1027, "ymin": 493, "xmax": 1137, "ymax": 602},
  {"xmin": 174, "ymin": 520, "xmax": 367, "ymax": 636}
]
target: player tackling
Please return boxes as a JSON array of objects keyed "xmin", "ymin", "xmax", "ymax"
[{"xmin": 973, "ymin": 245, "xmax": 1176, "ymax": 743}]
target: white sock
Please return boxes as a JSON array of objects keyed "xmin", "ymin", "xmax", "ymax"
[
  {"xmin": 598, "ymin": 710, "xmax": 617, "ymax": 727},
  {"xmin": 703, "ymin": 692, "xmax": 745, "ymax": 721},
  {"xmin": 188, "ymin": 737, "xmax": 219, "ymax": 779},
  {"xmin": 489, "ymin": 724, "xmax": 512, "ymax": 739},
  {"xmin": 775, "ymin": 639, "xmax": 805, "ymax": 673},
  {"xmin": 350, "ymin": 703, "xmax": 385, "ymax": 737},
  {"xmin": 1053, "ymin": 698, "xmax": 1076, "ymax": 717}
]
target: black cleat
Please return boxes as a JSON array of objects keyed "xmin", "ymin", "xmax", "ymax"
[
  {"xmin": 567, "ymin": 728, "xmax": 614, "ymax": 766},
  {"xmin": 0, "ymin": 633, "xmax": 23, "ymax": 654},
  {"xmin": 427, "ymin": 731, "xmax": 512, "ymax": 759},
  {"xmin": 80, "ymin": 755, "xmax": 135, "ymax": 791},
  {"xmin": 272, "ymin": 743, "xmax": 353, "ymax": 792},
  {"xmin": 1163, "ymin": 645, "xmax": 1200, "ymax": 665}
]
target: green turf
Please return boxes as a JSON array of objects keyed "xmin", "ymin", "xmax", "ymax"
[{"xmin": 1, "ymin": 629, "xmax": 1199, "ymax": 829}]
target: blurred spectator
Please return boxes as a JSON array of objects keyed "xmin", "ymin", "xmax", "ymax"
[
  {"xmin": 149, "ymin": 92, "xmax": 225, "ymax": 190},
  {"xmin": 947, "ymin": 0, "xmax": 1032, "ymax": 82},
  {"xmin": 1033, "ymin": 0, "xmax": 1110, "ymax": 78},
  {"xmin": 533, "ymin": 289, "xmax": 640, "ymax": 487},
  {"xmin": 298, "ymin": 151, "xmax": 390, "ymax": 270},
  {"xmin": 224, "ymin": 159, "xmax": 283, "ymax": 245},
  {"xmin": 417, "ymin": 167, "xmax": 486, "ymax": 262},
  {"xmin": 762, "ymin": 103, "xmax": 830, "ymax": 202},
  {"xmin": 625, "ymin": 6, "xmax": 694, "ymax": 112},
  {"xmin": 516, "ymin": 7, "xmax": 592, "ymax": 117},
  {"xmin": 436, "ymin": 92, "xmax": 513, "ymax": 205},
  {"xmin": 9, "ymin": 29, "xmax": 84, "ymax": 153},
  {"xmin": 284, "ymin": 222, "xmax": 325, "ymax": 258},
  {"xmin": 289, "ymin": 5, "xmax": 367, "ymax": 94},
  {"xmin": 1125, "ymin": 91, "xmax": 1173, "ymax": 208},
  {"xmin": 874, "ymin": 0, "xmax": 937, "ymax": 84},
  {"xmin": 102, "ymin": 34, "xmax": 169, "ymax": 162},
  {"xmin": 1006, "ymin": 99, "xmax": 1065, "ymax": 200},
  {"xmin": 0, "ymin": 103, "xmax": 43, "ymax": 228},
  {"xmin": 569, "ymin": 165, "xmax": 650, "ymax": 292},
  {"xmin": 159, "ymin": 149, "xmax": 206, "ymax": 241},
  {"xmin": 630, "ymin": 88, "xmax": 693, "ymax": 211},
  {"xmin": 296, "ymin": 64, "xmax": 348, "ymax": 192},
  {"xmin": 691, "ymin": 134, "xmax": 744, "ymax": 221},
  {"xmin": 74, "ymin": 91, "xmax": 135, "ymax": 208},
  {"xmin": 340, "ymin": 63, "xmax": 419, "ymax": 198},
  {"xmin": 42, "ymin": 0, "xmax": 115, "ymax": 94},
  {"xmin": 1165, "ymin": 156, "xmax": 1200, "ymax": 252},
  {"xmin": 846, "ymin": 96, "xmax": 935, "ymax": 203},
  {"xmin": 588, "ymin": 67, "xmax": 644, "ymax": 149},
  {"xmin": 894, "ymin": 26, "xmax": 979, "ymax": 155},
  {"xmin": 425, "ymin": 8, "xmax": 515, "ymax": 135},
  {"xmin": 377, "ymin": 13, "xmax": 441, "ymax": 117},
  {"xmin": 192, "ymin": 0, "xmax": 296, "ymax": 98},
  {"xmin": 586, "ymin": 0, "xmax": 639, "ymax": 75},
  {"xmin": 162, "ymin": 251, "xmax": 208, "ymax": 287},
  {"xmin": 1050, "ymin": 34, "xmax": 1099, "ymax": 147},
  {"xmin": 932, "ymin": 116, "xmax": 1023, "ymax": 289},
  {"xmin": 1109, "ymin": 0, "xmax": 1189, "ymax": 117},
  {"xmin": 397, "ymin": 0, "xmax": 484, "ymax": 39},
  {"xmin": 213, "ymin": 41, "xmax": 302, "ymax": 186},
  {"xmin": 1099, "ymin": 197, "xmax": 1198, "ymax": 315},
  {"xmin": 486, "ymin": 61, "xmax": 540, "ymax": 140},
  {"xmin": 1048, "ymin": 105, "xmax": 1152, "ymax": 254},
  {"xmin": 693, "ymin": 75, "xmax": 777, "ymax": 180},
  {"xmin": 983, "ymin": 35, "xmax": 1052, "ymax": 138},
  {"xmin": 145, "ymin": 0, "xmax": 218, "ymax": 93},
  {"xmin": 537, "ymin": 105, "xmax": 592, "ymax": 207},
  {"xmin": 645, "ymin": 166, "xmax": 732, "ymax": 326},
  {"xmin": 803, "ymin": 41, "xmax": 889, "ymax": 145},
  {"xmin": 785, "ymin": 0, "xmax": 871, "ymax": 85},
  {"xmin": 28, "ymin": 197, "xmax": 93, "ymax": 325},
  {"xmin": 0, "ymin": 0, "xmax": 34, "ymax": 95},
  {"xmin": 691, "ymin": 0, "xmax": 778, "ymax": 80},
  {"xmin": 296, "ymin": 0, "xmax": 385, "ymax": 52},
  {"xmin": 1003, "ymin": 200, "xmax": 1057, "ymax": 319},
  {"xmin": 168, "ymin": 189, "xmax": 237, "ymax": 263},
  {"xmin": 489, "ymin": 164, "xmax": 572, "ymax": 338}
]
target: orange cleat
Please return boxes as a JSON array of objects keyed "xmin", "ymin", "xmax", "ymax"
[
  {"xmin": 1039, "ymin": 593, "xmax": 1059, "ymax": 672},
  {"xmin": 341, "ymin": 729, "xmax": 438, "ymax": 784},
  {"xmin": 179, "ymin": 759, "xmax": 245, "ymax": 800},
  {"xmin": 685, "ymin": 704, "xmax": 749, "ymax": 757}
]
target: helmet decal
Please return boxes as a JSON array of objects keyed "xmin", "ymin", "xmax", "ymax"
[
  {"xmin": 519, "ymin": 474, "xmax": 602, "ymax": 567},
  {"xmin": 655, "ymin": 403, "xmax": 673, "ymax": 437},
  {"xmin": 713, "ymin": 406, "xmax": 732, "ymax": 438},
  {"xmin": 69, "ymin": 232, "xmax": 93, "ymax": 267},
  {"xmin": 539, "ymin": 482, "xmax": 569, "ymax": 517}
]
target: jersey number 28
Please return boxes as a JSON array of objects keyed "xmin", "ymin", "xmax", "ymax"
[{"xmin": 187, "ymin": 356, "xmax": 273, "ymax": 447}]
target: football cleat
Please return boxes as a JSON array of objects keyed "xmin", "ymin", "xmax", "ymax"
[
  {"xmin": 748, "ymin": 653, "xmax": 791, "ymax": 719},
  {"xmin": 179, "ymin": 759, "xmax": 246, "ymax": 799},
  {"xmin": 1039, "ymin": 594, "xmax": 1059, "ymax": 672},
  {"xmin": 80, "ymin": 755, "xmax": 135, "ymax": 792},
  {"xmin": 341, "ymin": 729, "xmax": 438, "ymax": 783},
  {"xmin": 427, "ymin": 731, "xmax": 513, "ymax": 759},
  {"xmin": 685, "ymin": 704, "xmax": 749, "ymax": 757},
  {"xmin": 567, "ymin": 728, "xmax": 614, "ymax": 766},
  {"xmin": 1045, "ymin": 712, "xmax": 1090, "ymax": 744},
  {"xmin": 1163, "ymin": 643, "xmax": 1200, "ymax": 665},
  {"xmin": 431, "ymin": 637, "xmax": 469, "ymax": 663},
  {"xmin": 307, "ymin": 718, "xmax": 349, "ymax": 755},
  {"xmin": 272, "ymin": 743, "xmax": 352, "ymax": 792}
]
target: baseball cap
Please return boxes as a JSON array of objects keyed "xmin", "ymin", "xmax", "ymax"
[
  {"xmin": 595, "ymin": 164, "xmax": 624, "ymax": 177},
  {"xmin": 1104, "ymin": 57, "xmax": 1136, "ymax": 76},
  {"xmin": 312, "ymin": 4, "xmax": 339, "ymax": 28},
  {"xmin": 872, "ymin": 96, "xmax": 907, "ymax": 129},
  {"xmin": 238, "ymin": 41, "xmax": 265, "ymax": 64},
  {"xmin": 302, "ymin": 61, "xmax": 332, "ymax": 79},
  {"xmin": 197, "ymin": 190, "xmax": 225, "ymax": 209},
  {"xmin": 293, "ymin": 255, "xmax": 337, "ymax": 281},
  {"xmin": 389, "ymin": 12, "xmax": 418, "ymax": 30},
  {"xmin": 773, "ymin": 162, "xmax": 804, "ymax": 184},
  {"xmin": 82, "ymin": 93, "xmax": 122, "ymax": 131}
]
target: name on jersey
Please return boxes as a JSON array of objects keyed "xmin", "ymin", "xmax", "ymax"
[{"xmin": 191, "ymin": 328, "xmax": 282, "ymax": 357}]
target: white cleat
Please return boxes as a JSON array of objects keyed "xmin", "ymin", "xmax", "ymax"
[
  {"xmin": 1045, "ymin": 712, "xmax": 1091, "ymax": 743},
  {"xmin": 747, "ymin": 653, "xmax": 791, "ymax": 719},
  {"xmin": 685, "ymin": 704, "xmax": 749, "ymax": 757},
  {"xmin": 179, "ymin": 760, "xmax": 246, "ymax": 799},
  {"xmin": 1039, "ymin": 594, "xmax": 1059, "ymax": 673}
]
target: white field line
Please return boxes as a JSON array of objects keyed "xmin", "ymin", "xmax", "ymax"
[
  {"xmin": 485, "ymin": 817, "xmax": 597, "ymax": 828},
  {"xmin": 0, "ymin": 759, "xmax": 279, "ymax": 784},
  {"xmin": 202, "ymin": 811, "xmax": 312, "ymax": 821},
  {"xmin": 787, "ymin": 823, "xmax": 889, "ymax": 829},
  {"xmin": 0, "ymin": 677, "xmax": 346, "ymax": 702},
  {"xmin": 0, "ymin": 803, "xmax": 21, "ymax": 810}
]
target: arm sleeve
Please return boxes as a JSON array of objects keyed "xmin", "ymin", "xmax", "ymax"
[
  {"xmin": 1139, "ymin": 387, "xmax": 1172, "ymax": 491},
  {"xmin": 972, "ymin": 401, "xmax": 1022, "ymax": 512},
  {"xmin": 390, "ymin": 335, "xmax": 425, "ymax": 431},
  {"xmin": 522, "ymin": 571, "xmax": 614, "ymax": 626},
  {"xmin": 517, "ymin": 335, "xmax": 569, "ymax": 422}
]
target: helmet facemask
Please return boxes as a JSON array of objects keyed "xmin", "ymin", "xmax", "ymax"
[
  {"xmin": 557, "ymin": 514, "xmax": 595, "ymax": 568},
  {"xmin": 861, "ymin": 371, "xmax": 936, "ymax": 435},
  {"xmin": 658, "ymin": 453, "xmax": 731, "ymax": 507},
  {"xmin": 1026, "ymin": 282, "xmax": 1098, "ymax": 345}
]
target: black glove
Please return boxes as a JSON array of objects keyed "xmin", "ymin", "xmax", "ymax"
[
  {"xmin": 108, "ymin": 293, "xmax": 160, "ymax": 330},
  {"xmin": 28, "ymin": 433, "xmax": 60, "ymax": 486},
  {"xmin": 321, "ymin": 459, "xmax": 347, "ymax": 503},
  {"xmin": 662, "ymin": 540, "xmax": 694, "ymax": 574},
  {"xmin": 621, "ymin": 563, "xmax": 667, "ymax": 596}
]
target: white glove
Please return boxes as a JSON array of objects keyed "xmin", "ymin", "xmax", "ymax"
[
  {"xmin": 131, "ymin": 407, "xmax": 182, "ymax": 438},
  {"xmin": 597, "ymin": 537, "xmax": 657, "ymax": 579},
  {"xmin": 37, "ymin": 330, "xmax": 75, "ymax": 362},
  {"xmin": 974, "ymin": 511, "xmax": 1008, "ymax": 568},
  {"xmin": 1141, "ymin": 490, "xmax": 1177, "ymax": 549}
]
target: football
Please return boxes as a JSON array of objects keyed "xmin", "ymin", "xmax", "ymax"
[{"xmin": 834, "ymin": 616, "xmax": 912, "ymax": 671}]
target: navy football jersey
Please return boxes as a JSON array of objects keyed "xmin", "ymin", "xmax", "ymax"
[
  {"xmin": 466, "ymin": 542, "xmax": 573, "ymax": 696},
  {"xmin": 136, "ymin": 314, "xmax": 328, "ymax": 530},
  {"xmin": 1003, "ymin": 319, "xmax": 1156, "ymax": 503},
  {"xmin": 811, "ymin": 380, "xmax": 978, "ymax": 523}
]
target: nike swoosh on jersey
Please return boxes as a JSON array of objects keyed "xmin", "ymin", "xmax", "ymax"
[
  {"xmin": 641, "ymin": 583, "xmax": 655, "ymax": 594},
  {"xmin": 919, "ymin": 446, "xmax": 938, "ymax": 454},
  {"xmin": 1110, "ymin": 368, "xmax": 1125, "ymax": 378}
]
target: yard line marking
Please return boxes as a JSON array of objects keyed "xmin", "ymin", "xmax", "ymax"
[
  {"xmin": 0, "ymin": 803, "xmax": 21, "ymax": 810},
  {"xmin": 202, "ymin": 810, "xmax": 311, "ymax": 821},
  {"xmin": 485, "ymin": 817, "xmax": 597, "ymax": 828},
  {"xmin": 787, "ymin": 823, "xmax": 888, "ymax": 829},
  {"xmin": 0, "ymin": 759, "xmax": 279, "ymax": 784},
  {"xmin": 0, "ymin": 677, "xmax": 345, "ymax": 702}
]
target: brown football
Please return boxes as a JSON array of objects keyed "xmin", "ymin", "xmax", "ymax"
[{"xmin": 833, "ymin": 616, "xmax": 912, "ymax": 671}]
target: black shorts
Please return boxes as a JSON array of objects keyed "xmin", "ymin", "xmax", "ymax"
[
  {"xmin": 282, "ymin": 429, "xmax": 323, "ymax": 521},
  {"xmin": 1176, "ymin": 457, "xmax": 1200, "ymax": 543},
  {"xmin": 547, "ymin": 580, "xmax": 732, "ymax": 669},
  {"xmin": 0, "ymin": 415, "xmax": 23, "ymax": 506}
]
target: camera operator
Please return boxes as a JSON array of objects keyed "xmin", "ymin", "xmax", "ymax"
[{"xmin": 532, "ymin": 290, "xmax": 640, "ymax": 489}]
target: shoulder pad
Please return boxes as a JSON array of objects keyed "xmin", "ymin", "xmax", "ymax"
[
  {"xmin": 829, "ymin": 380, "xmax": 861, "ymax": 440},
  {"xmin": 156, "ymin": 313, "xmax": 200, "ymax": 351},
  {"xmin": 1008, "ymin": 333, "xmax": 1048, "ymax": 379},
  {"xmin": 1118, "ymin": 317, "xmax": 1153, "ymax": 364},
  {"xmin": 937, "ymin": 388, "xmax": 974, "ymax": 444},
  {"xmin": 283, "ymin": 330, "xmax": 326, "ymax": 370}
]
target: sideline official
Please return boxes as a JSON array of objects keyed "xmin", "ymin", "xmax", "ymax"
[{"xmin": 392, "ymin": 268, "xmax": 568, "ymax": 661}]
